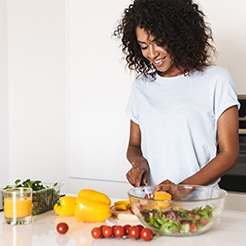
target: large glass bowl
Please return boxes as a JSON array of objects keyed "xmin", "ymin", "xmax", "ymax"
[{"xmin": 128, "ymin": 184, "xmax": 227, "ymax": 236}]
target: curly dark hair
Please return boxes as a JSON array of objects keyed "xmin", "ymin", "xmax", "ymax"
[{"xmin": 114, "ymin": 0, "xmax": 216, "ymax": 77}]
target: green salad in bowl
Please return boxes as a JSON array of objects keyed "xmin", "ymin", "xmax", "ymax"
[{"xmin": 128, "ymin": 184, "xmax": 226, "ymax": 236}]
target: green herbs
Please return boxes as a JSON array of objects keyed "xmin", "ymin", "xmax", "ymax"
[
  {"xmin": 4, "ymin": 179, "xmax": 58, "ymax": 191},
  {"xmin": 140, "ymin": 205, "xmax": 214, "ymax": 235}
]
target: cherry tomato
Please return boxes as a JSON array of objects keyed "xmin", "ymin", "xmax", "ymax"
[
  {"xmin": 137, "ymin": 224, "xmax": 144, "ymax": 232},
  {"xmin": 102, "ymin": 225, "xmax": 113, "ymax": 238},
  {"xmin": 56, "ymin": 222, "xmax": 69, "ymax": 234},
  {"xmin": 111, "ymin": 225, "xmax": 116, "ymax": 237},
  {"xmin": 100, "ymin": 225, "xmax": 105, "ymax": 232},
  {"xmin": 91, "ymin": 227, "xmax": 102, "ymax": 239},
  {"xmin": 128, "ymin": 225, "xmax": 141, "ymax": 239},
  {"xmin": 113, "ymin": 225, "xmax": 125, "ymax": 238},
  {"xmin": 124, "ymin": 224, "xmax": 131, "ymax": 235},
  {"xmin": 140, "ymin": 228, "xmax": 153, "ymax": 241}
]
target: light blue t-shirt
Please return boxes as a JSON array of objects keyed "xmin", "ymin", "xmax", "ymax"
[{"xmin": 126, "ymin": 66, "xmax": 240, "ymax": 185}]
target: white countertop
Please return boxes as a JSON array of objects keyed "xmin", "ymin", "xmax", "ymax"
[{"xmin": 0, "ymin": 207, "xmax": 246, "ymax": 246}]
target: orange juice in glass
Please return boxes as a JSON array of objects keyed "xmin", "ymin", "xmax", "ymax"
[{"xmin": 3, "ymin": 188, "xmax": 32, "ymax": 225}]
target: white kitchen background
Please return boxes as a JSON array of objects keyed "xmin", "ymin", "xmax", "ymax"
[{"xmin": 0, "ymin": 0, "xmax": 246, "ymax": 198}]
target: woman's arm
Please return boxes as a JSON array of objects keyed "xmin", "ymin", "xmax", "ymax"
[
  {"xmin": 180, "ymin": 105, "xmax": 239, "ymax": 185},
  {"xmin": 126, "ymin": 120, "xmax": 150, "ymax": 187}
]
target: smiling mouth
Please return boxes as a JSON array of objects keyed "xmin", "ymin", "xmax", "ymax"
[{"xmin": 152, "ymin": 57, "xmax": 165, "ymax": 67}]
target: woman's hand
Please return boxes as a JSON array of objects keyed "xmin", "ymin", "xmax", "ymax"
[
  {"xmin": 126, "ymin": 161, "xmax": 150, "ymax": 187},
  {"xmin": 158, "ymin": 180, "xmax": 191, "ymax": 200}
]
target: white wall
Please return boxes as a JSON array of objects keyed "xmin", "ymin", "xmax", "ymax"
[
  {"xmin": 0, "ymin": 0, "xmax": 8, "ymax": 187},
  {"xmin": 197, "ymin": 0, "xmax": 246, "ymax": 93}
]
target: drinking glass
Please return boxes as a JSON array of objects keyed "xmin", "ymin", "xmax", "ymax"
[{"xmin": 3, "ymin": 188, "xmax": 32, "ymax": 225}]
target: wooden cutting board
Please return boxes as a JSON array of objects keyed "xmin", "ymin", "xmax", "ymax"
[{"xmin": 110, "ymin": 206, "xmax": 139, "ymax": 221}]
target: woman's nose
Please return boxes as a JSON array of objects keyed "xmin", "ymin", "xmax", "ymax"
[{"xmin": 148, "ymin": 45, "xmax": 159, "ymax": 60}]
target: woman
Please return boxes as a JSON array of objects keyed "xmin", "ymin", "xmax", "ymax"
[{"xmin": 114, "ymin": 0, "xmax": 239, "ymax": 187}]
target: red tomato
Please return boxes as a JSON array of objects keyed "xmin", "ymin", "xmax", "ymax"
[
  {"xmin": 102, "ymin": 225, "xmax": 113, "ymax": 238},
  {"xmin": 124, "ymin": 224, "xmax": 131, "ymax": 235},
  {"xmin": 99, "ymin": 225, "xmax": 105, "ymax": 231},
  {"xmin": 129, "ymin": 207, "xmax": 135, "ymax": 215},
  {"xmin": 113, "ymin": 225, "xmax": 125, "ymax": 238},
  {"xmin": 128, "ymin": 225, "xmax": 141, "ymax": 239},
  {"xmin": 144, "ymin": 194, "xmax": 150, "ymax": 199},
  {"xmin": 140, "ymin": 228, "xmax": 153, "ymax": 241},
  {"xmin": 190, "ymin": 223, "xmax": 197, "ymax": 232},
  {"xmin": 137, "ymin": 224, "xmax": 144, "ymax": 232},
  {"xmin": 200, "ymin": 218, "xmax": 209, "ymax": 225},
  {"xmin": 91, "ymin": 227, "xmax": 102, "ymax": 239},
  {"xmin": 56, "ymin": 222, "xmax": 69, "ymax": 234},
  {"xmin": 144, "ymin": 193, "xmax": 153, "ymax": 199}
]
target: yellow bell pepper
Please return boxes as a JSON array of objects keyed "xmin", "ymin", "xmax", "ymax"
[
  {"xmin": 77, "ymin": 189, "xmax": 111, "ymax": 205},
  {"xmin": 54, "ymin": 196, "xmax": 77, "ymax": 216},
  {"xmin": 74, "ymin": 189, "xmax": 111, "ymax": 222},
  {"xmin": 114, "ymin": 200, "xmax": 130, "ymax": 211}
]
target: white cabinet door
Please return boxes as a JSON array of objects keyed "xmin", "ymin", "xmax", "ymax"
[{"xmin": 67, "ymin": 0, "xmax": 133, "ymax": 193}]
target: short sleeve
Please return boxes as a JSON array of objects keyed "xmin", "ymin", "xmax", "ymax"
[
  {"xmin": 125, "ymin": 81, "xmax": 139, "ymax": 124},
  {"xmin": 214, "ymin": 68, "xmax": 240, "ymax": 122}
]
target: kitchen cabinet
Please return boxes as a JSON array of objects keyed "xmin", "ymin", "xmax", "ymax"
[
  {"xmin": 0, "ymin": 0, "xmax": 67, "ymax": 187},
  {"xmin": 68, "ymin": 178, "xmax": 132, "ymax": 199},
  {"xmin": 67, "ymin": 0, "xmax": 133, "ymax": 195}
]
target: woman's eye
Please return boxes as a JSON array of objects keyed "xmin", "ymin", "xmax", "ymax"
[{"xmin": 140, "ymin": 46, "xmax": 148, "ymax": 50}]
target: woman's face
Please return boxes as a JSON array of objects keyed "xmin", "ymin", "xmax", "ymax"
[{"xmin": 135, "ymin": 26, "xmax": 183, "ymax": 77}]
